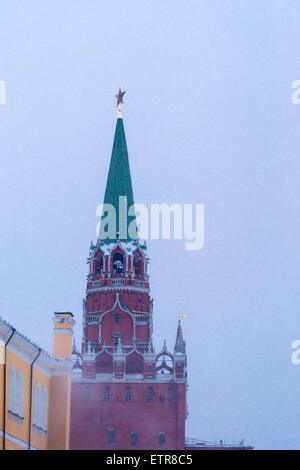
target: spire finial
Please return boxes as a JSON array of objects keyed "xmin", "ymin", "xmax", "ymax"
[{"xmin": 115, "ymin": 86, "xmax": 126, "ymax": 118}]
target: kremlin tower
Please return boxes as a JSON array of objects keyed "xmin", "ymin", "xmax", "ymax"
[{"xmin": 70, "ymin": 90, "xmax": 187, "ymax": 450}]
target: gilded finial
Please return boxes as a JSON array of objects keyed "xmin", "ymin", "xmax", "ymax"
[{"xmin": 115, "ymin": 86, "xmax": 126, "ymax": 118}]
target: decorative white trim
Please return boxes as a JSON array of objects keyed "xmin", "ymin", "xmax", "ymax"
[
  {"xmin": 173, "ymin": 354, "xmax": 186, "ymax": 361},
  {"xmin": 35, "ymin": 351, "xmax": 54, "ymax": 378},
  {"xmin": 51, "ymin": 358, "xmax": 73, "ymax": 376},
  {"xmin": 7, "ymin": 333, "xmax": 40, "ymax": 364},
  {"xmin": 98, "ymin": 293, "xmax": 136, "ymax": 331},
  {"xmin": 0, "ymin": 321, "xmax": 14, "ymax": 344},
  {"xmin": 0, "ymin": 429, "xmax": 38, "ymax": 450},
  {"xmin": 33, "ymin": 382, "xmax": 40, "ymax": 427},
  {"xmin": 32, "ymin": 424, "xmax": 47, "ymax": 439},
  {"xmin": 8, "ymin": 410, "xmax": 24, "ymax": 430},
  {"xmin": 143, "ymin": 354, "xmax": 156, "ymax": 362},
  {"xmin": 0, "ymin": 319, "xmax": 57, "ymax": 377},
  {"xmin": 53, "ymin": 316, "xmax": 76, "ymax": 327},
  {"xmin": 87, "ymin": 285, "xmax": 150, "ymax": 294},
  {"xmin": 33, "ymin": 363, "xmax": 52, "ymax": 379},
  {"xmin": 53, "ymin": 328, "xmax": 73, "ymax": 335},
  {"xmin": 72, "ymin": 376, "xmax": 187, "ymax": 384}
]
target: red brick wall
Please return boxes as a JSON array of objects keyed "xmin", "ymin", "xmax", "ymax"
[{"xmin": 70, "ymin": 381, "xmax": 186, "ymax": 450}]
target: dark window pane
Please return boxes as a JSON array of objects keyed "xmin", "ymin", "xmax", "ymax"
[
  {"xmin": 104, "ymin": 387, "xmax": 110, "ymax": 401},
  {"xmin": 83, "ymin": 387, "xmax": 90, "ymax": 402},
  {"xmin": 168, "ymin": 388, "xmax": 175, "ymax": 402},
  {"xmin": 125, "ymin": 388, "xmax": 131, "ymax": 402},
  {"xmin": 113, "ymin": 253, "xmax": 123, "ymax": 273},
  {"xmin": 107, "ymin": 428, "xmax": 115, "ymax": 444},
  {"xmin": 131, "ymin": 432, "xmax": 138, "ymax": 446}
]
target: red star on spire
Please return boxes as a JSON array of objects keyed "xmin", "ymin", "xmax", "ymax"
[{"xmin": 115, "ymin": 87, "xmax": 126, "ymax": 106}]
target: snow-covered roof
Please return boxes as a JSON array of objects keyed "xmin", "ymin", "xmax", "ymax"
[{"xmin": 89, "ymin": 239, "xmax": 147, "ymax": 257}]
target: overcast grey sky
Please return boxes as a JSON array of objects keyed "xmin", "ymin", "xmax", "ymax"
[{"xmin": 1, "ymin": 0, "xmax": 300, "ymax": 449}]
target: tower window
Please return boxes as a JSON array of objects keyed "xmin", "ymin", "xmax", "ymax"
[
  {"xmin": 115, "ymin": 313, "xmax": 120, "ymax": 323},
  {"xmin": 133, "ymin": 255, "xmax": 144, "ymax": 275},
  {"xmin": 158, "ymin": 432, "xmax": 166, "ymax": 445},
  {"xmin": 113, "ymin": 253, "xmax": 124, "ymax": 273},
  {"xmin": 95, "ymin": 255, "xmax": 103, "ymax": 274},
  {"xmin": 107, "ymin": 427, "xmax": 115, "ymax": 445},
  {"xmin": 168, "ymin": 388, "xmax": 175, "ymax": 402},
  {"xmin": 104, "ymin": 387, "xmax": 110, "ymax": 402},
  {"xmin": 131, "ymin": 432, "xmax": 138, "ymax": 446},
  {"xmin": 125, "ymin": 387, "xmax": 131, "ymax": 402},
  {"xmin": 146, "ymin": 388, "xmax": 152, "ymax": 402}
]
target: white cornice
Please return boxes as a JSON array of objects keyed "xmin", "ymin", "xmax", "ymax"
[
  {"xmin": 7, "ymin": 332, "xmax": 41, "ymax": 364},
  {"xmin": 0, "ymin": 320, "xmax": 14, "ymax": 343},
  {"xmin": 52, "ymin": 328, "xmax": 73, "ymax": 335},
  {"xmin": 0, "ymin": 319, "xmax": 73, "ymax": 377},
  {"xmin": 35, "ymin": 351, "xmax": 55, "ymax": 378},
  {"xmin": 51, "ymin": 358, "xmax": 73, "ymax": 376},
  {"xmin": 87, "ymin": 286, "xmax": 150, "ymax": 294}
]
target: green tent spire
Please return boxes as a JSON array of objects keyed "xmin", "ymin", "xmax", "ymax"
[{"xmin": 98, "ymin": 116, "xmax": 138, "ymax": 244}]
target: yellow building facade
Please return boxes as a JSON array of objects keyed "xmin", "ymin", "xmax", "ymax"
[{"xmin": 0, "ymin": 312, "xmax": 74, "ymax": 450}]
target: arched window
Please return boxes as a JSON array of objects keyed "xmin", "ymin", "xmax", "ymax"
[
  {"xmin": 95, "ymin": 255, "xmax": 103, "ymax": 274},
  {"xmin": 96, "ymin": 351, "xmax": 113, "ymax": 374},
  {"xmin": 84, "ymin": 387, "xmax": 90, "ymax": 402},
  {"xmin": 146, "ymin": 388, "xmax": 152, "ymax": 402},
  {"xmin": 158, "ymin": 432, "xmax": 166, "ymax": 445},
  {"xmin": 33, "ymin": 382, "xmax": 40, "ymax": 426},
  {"xmin": 131, "ymin": 432, "xmax": 138, "ymax": 446},
  {"xmin": 168, "ymin": 388, "xmax": 175, "ymax": 402},
  {"xmin": 107, "ymin": 427, "xmax": 115, "ymax": 445},
  {"xmin": 125, "ymin": 387, "xmax": 131, "ymax": 402},
  {"xmin": 125, "ymin": 351, "xmax": 143, "ymax": 374},
  {"xmin": 104, "ymin": 387, "xmax": 110, "ymax": 402},
  {"xmin": 133, "ymin": 255, "xmax": 144, "ymax": 276},
  {"xmin": 16, "ymin": 371, "xmax": 23, "ymax": 417},
  {"xmin": 113, "ymin": 253, "xmax": 124, "ymax": 273},
  {"xmin": 115, "ymin": 313, "xmax": 120, "ymax": 323},
  {"xmin": 8, "ymin": 366, "xmax": 16, "ymax": 412},
  {"xmin": 40, "ymin": 387, "xmax": 48, "ymax": 430},
  {"xmin": 156, "ymin": 352, "xmax": 174, "ymax": 375}
]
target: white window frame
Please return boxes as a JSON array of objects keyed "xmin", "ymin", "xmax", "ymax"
[
  {"xmin": 16, "ymin": 371, "xmax": 23, "ymax": 417},
  {"xmin": 8, "ymin": 366, "xmax": 16, "ymax": 412},
  {"xmin": 40, "ymin": 387, "xmax": 48, "ymax": 430},
  {"xmin": 33, "ymin": 382, "xmax": 40, "ymax": 426}
]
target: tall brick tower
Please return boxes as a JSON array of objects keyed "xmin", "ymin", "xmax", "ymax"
[{"xmin": 70, "ymin": 90, "xmax": 187, "ymax": 450}]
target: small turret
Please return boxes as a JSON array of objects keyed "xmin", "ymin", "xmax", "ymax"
[
  {"xmin": 53, "ymin": 312, "xmax": 75, "ymax": 359},
  {"xmin": 174, "ymin": 320, "xmax": 185, "ymax": 354}
]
